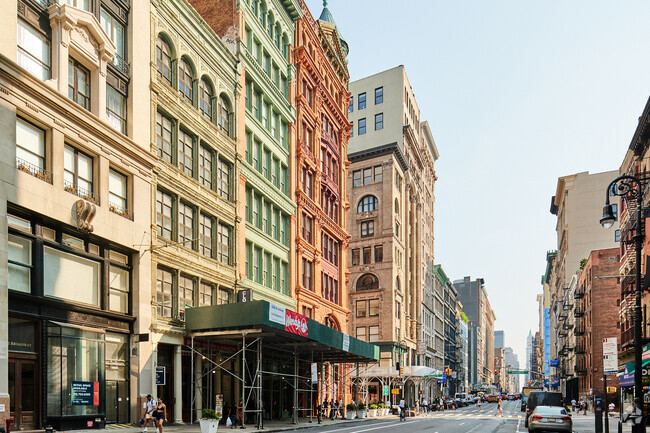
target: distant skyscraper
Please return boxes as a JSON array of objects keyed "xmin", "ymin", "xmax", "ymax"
[
  {"xmin": 526, "ymin": 330, "xmax": 533, "ymax": 382},
  {"xmin": 495, "ymin": 330, "xmax": 504, "ymax": 349}
]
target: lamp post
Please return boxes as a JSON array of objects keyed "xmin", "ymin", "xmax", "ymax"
[{"xmin": 600, "ymin": 174, "xmax": 645, "ymax": 433}]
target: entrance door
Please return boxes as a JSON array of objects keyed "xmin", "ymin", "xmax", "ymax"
[
  {"xmin": 106, "ymin": 381, "xmax": 129, "ymax": 424},
  {"xmin": 8, "ymin": 359, "xmax": 37, "ymax": 430}
]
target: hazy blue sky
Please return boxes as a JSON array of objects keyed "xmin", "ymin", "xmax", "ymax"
[{"xmin": 305, "ymin": 0, "xmax": 650, "ymax": 368}]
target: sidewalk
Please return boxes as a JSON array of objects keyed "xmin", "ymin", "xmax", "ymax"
[{"xmin": 68, "ymin": 414, "xmax": 402, "ymax": 433}]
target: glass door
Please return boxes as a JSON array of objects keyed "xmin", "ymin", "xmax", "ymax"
[{"xmin": 8, "ymin": 359, "xmax": 37, "ymax": 430}]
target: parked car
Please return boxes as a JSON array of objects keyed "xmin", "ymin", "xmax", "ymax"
[
  {"xmin": 527, "ymin": 405, "xmax": 572, "ymax": 433},
  {"xmin": 525, "ymin": 391, "xmax": 565, "ymax": 428}
]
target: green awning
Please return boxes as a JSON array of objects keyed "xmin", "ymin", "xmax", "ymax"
[{"xmin": 185, "ymin": 300, "xmax": 379, "ymax": 363}]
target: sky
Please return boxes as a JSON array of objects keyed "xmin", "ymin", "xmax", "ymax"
[{"xmin": 305, "ymin": 0, "xmax": 650, "ymax": 368}]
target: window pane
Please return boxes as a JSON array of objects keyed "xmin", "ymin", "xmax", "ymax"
[
  {"xmin": 109, "ymin": 267, "xmax": 129, "ymax": 313},
  {"xmin": 44, "ymin": 246, "xmax": 100, "ymax": 306},
  {"xmin": 109, "ymin": 170, "xmax": 127, "ymax": 210},
  {"xmin": 199, "ymin": 214, "xmax": 212, "ymax": 257},
  {"xmin": 16, "ymin": 118, "xmax": 45, "ymax": 169},
  {"xmin": 106, "ymin": 85, "xmax": 126, "ymax": 133},
  {"xmin": 156, "ymin": 268, "xmax": 173, "ymax": 318},
  {"xmin": 179, "ymin": 202, "xmax": 194, "ymax": 247},
  {"xmin": 8, "ymin": 235, "xmax": 31, "ymax": 293},
  {"xmin": 17, "ymin": 19, "xmax": 50, "ymax": 80},
  {"xmin": 178, "ymin": 130, "xmax": 194, "ymax": 176}
]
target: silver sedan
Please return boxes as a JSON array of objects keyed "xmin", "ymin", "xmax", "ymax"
[{"xmin": 528, "ymin": 405, "xmax": 572, "ymax": 433}]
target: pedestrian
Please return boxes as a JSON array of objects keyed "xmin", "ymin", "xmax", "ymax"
[
  {"xmin": 229, "ymin": 402, "xmax": 237, "ymax": 428},
  {"xmin": 477, "ymin": 397, "xmax": 482, "ymax": 410},
  {"xmin": 582, "ymin": 400, "xmax": 587, "ymax": 415},
  {"xmin": 142, "ymin": 394, "xmax": 156, "ymax": 433},
  {"xmin": 153, "ymin": 397, "xmax": 167, "ymax": 433},
  {"xmin": 495, "ymin": 397, "xmax": 503, "ymax": 417},
  {"xmin": 323, "ymin": 399, "xmax": 329, "ymax": 419},
  {"xmin": 571, "ymin": 398, "xmax": 576, "ymax": 412},
  {"xmin": 237, "ymin": 399, "xmax": 244, "ymax": 426},
  {"xmin": 330, "ymin": 400, "xmax": 337, "ymax": 420}
]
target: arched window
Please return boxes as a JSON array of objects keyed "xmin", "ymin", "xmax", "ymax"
[
  {"xmin": 267, "ymin": 12, "xmax": 274, "ymax": 38},
  {"xmin": 155, "ymin": 36, "xmax": 172, "ymax": 85},
  {"xmin": 199, "ymin": 79, "xmax": 213, "ymax": 120},
  {"xmin": 218, "ymin": 94, "xmax": 231, "ymax": 136},
  {"xmin": 325, "ymin": 315, "xmax": 339, "ymax": 330},
  {"xmin": 357, "ymin": 274, "xmax": 379, "ymax": 291},
  {"xmin": 178, "ymin": 58, "xmax": 193, "ymax": 103},
  {"xmin": 275, "ymin": 23, "xmax": 281, "ymax": 48},
  {"xmin": 357, "ymin": 195, "xmax": 378, "ymax": 213}
]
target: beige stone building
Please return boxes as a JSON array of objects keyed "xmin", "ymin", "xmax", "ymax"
[
  {"xmin": 347, "ymin": 66, "xmax": 437, "ymax": 402},
  {"xmin": 1, "ymin": 0, "xmax": 154, "ymax": 429}
]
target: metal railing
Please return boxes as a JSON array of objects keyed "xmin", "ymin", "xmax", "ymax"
[
  {"xmin": 16, "ymin": 157, "xmax": 51, "ymax": 183},
  {"xmin": 110, "ymin": 53, "xmax": 131, "ymax": 77},
  {"xmin": 64, "ymin": 180, "xmax": 98, "ymax": 204},
  {"xmin": 109, "ymin": 201, "xmax": 133, "ymax": 220}
]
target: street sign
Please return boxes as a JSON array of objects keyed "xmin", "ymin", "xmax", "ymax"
[
  {"xmin": 507, "ymin": 370, "xmax": 529, "ymax": 374},
  {"xmin": 391, "ymin": 388, "xmax": 400, "ymax": 395},
  {"xmin": 603, "ymin": 337, "xmax": 618, "ymax": 375},
  {"xmin": 155, "ymin": 366, "xmax": 166, "ymax": 386},
  {"xmin": 383, "ymin": 385, "xmax": 389, "ymax": 396},
  {"xmin": 607, "ymin": 387, "xmax": 617, "ymax": 393}
]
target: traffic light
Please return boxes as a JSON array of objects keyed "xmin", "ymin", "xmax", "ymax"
[
  {"xmin": 494, "ymin": 369, "xmax": 498, "ymax": 376},
  {"xmin": 396, "ymin": 362, "xmax": 400, "ymax": 374}
]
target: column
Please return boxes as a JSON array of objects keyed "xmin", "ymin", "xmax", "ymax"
[
  {"xmin": 174, "ymin": 345, "xmax": 183, "ymax": 423},
  {"xmin": 194, "ymin": 354, "xmax": 202, "ymax": 421}
]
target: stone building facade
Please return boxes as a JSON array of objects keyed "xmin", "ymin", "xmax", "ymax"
[
  {"xmin": 347, "ymin": 66, "xmax": 437, "ymax": 373},
  {"xmin": 2, "ymin": 0, "xmax": 154, "ymax": 429}
]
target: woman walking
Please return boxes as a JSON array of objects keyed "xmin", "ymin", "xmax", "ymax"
[
  {"xmin": 153, "ymin": 397, "xmax": 167, "ymax": 433},
  {"xmin": 494, "ymin": 397, "xmax": 503, "ymax": 417}
]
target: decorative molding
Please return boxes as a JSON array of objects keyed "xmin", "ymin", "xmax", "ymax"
[{"xmin": 75, "ymin": 199, "xmax": 96, "ymax": 232}]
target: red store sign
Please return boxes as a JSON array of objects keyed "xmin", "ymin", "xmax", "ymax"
[{"xmin": 285, "ymin": 310, "xmax": 308, "ymax": 337}]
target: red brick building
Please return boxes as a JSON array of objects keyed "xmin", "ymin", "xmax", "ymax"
[{"xmin": 576, "ymin": 248, "xmax": 620, "ymax": 400}]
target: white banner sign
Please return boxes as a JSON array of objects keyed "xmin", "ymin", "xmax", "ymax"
[
  {"xmin": 269, "ymin": 303, "xmax": 286, "ymax": 325},
  {"xmin": 603, "ymin": 337, "xmax": 618, "ymax": 375},
  {"xmin": 311, "ymin": 363, "xmax": 318, "ymax": 384},
  {"xmin": 342, "ymin": 334, "xmax": 350, "ymax": 352}
]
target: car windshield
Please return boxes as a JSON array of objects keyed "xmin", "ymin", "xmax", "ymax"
[{"xmin": 534, "ymin": 406, "xmax": 567, "ymax": 415}]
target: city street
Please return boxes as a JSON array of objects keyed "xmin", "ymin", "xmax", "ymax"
[{"xmin": 295, "ymin": 400, "xmax": 615, "ymax": 433}]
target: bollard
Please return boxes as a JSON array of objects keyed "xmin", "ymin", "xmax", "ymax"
[
  {"xmin": 595, "ymin": 397, "xmax": 603, "ymax": 433},
  {"xmin": 5, "ymin": 418, "xmax": 14, "ymax": 433}
]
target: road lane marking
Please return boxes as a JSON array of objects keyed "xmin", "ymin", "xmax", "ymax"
[
  {"xmin": 516, "ymin": 419, "xmax": 521, "ymax": 432},
  {"xmin": 459, "ymin": 422, "xmax": 465, "ymax": 425}
]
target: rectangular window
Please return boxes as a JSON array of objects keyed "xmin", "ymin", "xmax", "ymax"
[
  {"xmin": 178, "ymin": 129, "xmax": 194, "ymax": 177},
  {"xmin": 16, "ymin": 117, "xmax": 46, "ymax": 174},
  {"xmin": 361, "ymin": 221, "xmax": 374, "ymax": 238},
  {"xmin": 217, "ymin": 288, "xmax": 230, "ymax": 305},
  {"xmin": 64, "ymin": 144, "xmax": 94, "ymax": 201},
  {"xmin": 156, "ymin": 112, "xmax": 173, "ymax": 163},
  {"xmin": 302, "ymin": 306, "xmax": 312, "ymax": 318},
  {"xmin": 65, "ymin": 0, "xmax": 90, "ymax": 11},
  {"xmin": 356, "ymin": 327, "xmax": 366, "ymax": 342},
  {"xmin": 156, "ymin": 190, "xmax": 173, "ymax": 239},
  {"xmin": 303, "ymin": 259, "xmax": 312, "ymax": 290},
  {"xmin": 100, "ymin": 8, "xmax": 125, "ymax": 58},
  {"xmin": 352, "ymin": 170, "xmax": 361, "ymax": 188},
  {"xmin": 199, "ymin": 145, "xmax": 213, "ymax": 189},
  {"xmin": 351, "ymin": 248, "xmax": 360, "ymax": 266},
  {"xmin": 44, "ymin": 246, "xmax": 99, "ymax": 306},
  {"xmin": 358, "ymin": 118, "xmax": 366, "ymax": 135},
  {"xmin": 615, "ymin": 229, "xmax": 620, "ymax": 242},
  {"xmin": 375, "ymin": 87, "xmax": 383, "ymax": 104},
  {"xmin": 395, "ymin": 301, "xmax": 401, "ymax": 318},
  {"xmin": 302, "ymin": 213, "xmax": 313, "ymax": 243},
  {"xmin": 363, "ymin": 247, "xmax": 371, "ymax": 264},
  {"xmin": 369, "ymin": 325, "xmax": 379, "ymax": 342},
  {"xmin": 358, "ymin": 92, "xmax": 366, "ymax": 110},
  {"xmin": 363, "ymin": 167, "xmax": 372, "ymax": 185},
  {"xmin": 218, "ymin": 223, "xmax": 231, "ymax": 265},
  {"xmin": 178, "ymin": 202, "xmax": 194, "ymax": 248},
  {"xmin": 218, "ymin": 159, "xmax": 230, "ymax": 200},
  {"xmin": 68, "ymin": 58, "xmax": 90, "ymax": 110},
  {"xmin": 369, "ymin": 299, "xmax": 380, "ymax": 317},
  {"xmin": 374, "ymin": 245, "xmax": 383, "ymax": 262},
  {"xmin": 395, "ymin": 221, "xmax": 400, "ymax": 238},
  {"xmin": 356, "ymin": 300, "xmax": 366, "ymax": 318},
  {"xmin": 106, "ymin": 85, "xmax": 126, "ymax": 134},
  {"xmin": 375, "ymin": 113, "xmax": 383, "ymax": 130},
  {"xmin": 8, "ymin": 234, "xmax": 32, "ymax": 293},
  {"xmin": 109, "ymin": 266, "xmax": 129, "ymax": 313},
  {"xmin": 178, "ymin": 274, "xmax": 194, "ymax": 318},
  {"xmin": 199, "ymin": 213, "xmax": 212, "ymax": 257},
  {"xmin": 199, "ymin": 282, "xmax": 213, "ymax": 306},
  {"xmin": 374, "ymin": 165, "xmax": 383, "ymax": 183},
  {"xmin": 349, "ymin": 96, "xmax": 353, "ymax": 113},
  {"xmin": 17, "ymin": 19, "xmax": 50, "ymax": 80}
]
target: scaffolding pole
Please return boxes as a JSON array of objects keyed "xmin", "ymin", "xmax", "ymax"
[{"xmin": 293, "ymin": 348, "xmax": 298, "ymax": 424}]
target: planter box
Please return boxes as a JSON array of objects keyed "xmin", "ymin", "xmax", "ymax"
[
  {"xmin": 357, "ymin": 410, "xmax": 367, "ymax": 419},
  {"xmin": 367, "ymin": 409, "xmax": 377, "ymax": 417},
  {"xmin": 199, "ymin": 419, "xmax": 219, "ymax": 433},
  {"xmin": 345, "ymin": 411, "xmax": 356, "ymax": 420}
]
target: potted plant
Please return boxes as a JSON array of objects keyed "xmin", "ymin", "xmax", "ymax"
[
  {"xmin": 199, "ymin": 408, "xmax": 221, "ymax": 433},
  {"xmin": 368, "ymin": 404, "xmax": 378, "ymax": 417},
  {"xmin": 345, "ymin": 403, "xmax": 356, "ymax": 419},
  {"xmin": 356, "ymin": 402, "xmax": 367, "ymax": 419}
]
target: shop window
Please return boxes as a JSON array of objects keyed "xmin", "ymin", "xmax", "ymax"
[
  {"xmin": 356, "ymin": 300, "xmax": 366, "ymax": 318},
  {"xmin": 155, "ymin": 36, "xmax": 172, "ymax": 85},
  {"xmin": 68, "ymin": 59, "xmax": 90, "ymax": 110},
  {"xmin": 156, "ymin": 112, "xmax": 173, "ymax": 163},
  {"xmin": 64, "ymin": 144, "xmax": 95, "ymax": 202},
  {"xmin": 17, "ymin": 18, "xmax": 50, "ymax": 80},
  {"xmin": 199, "ymin": 213, "xmax": 213, "ymax": 257},
  {"xmin": 8, "ymin": 234, "xmax": 32, "ymax": 293},
  {"xmin": 199, "ymin": 145, "xmax": 213, "ymax": 189},
  {"xmin": 218, "ymin": 223, "xmax": 231, "ymax": 265},
  {"xmin": 156, "ymin": 268, "xmax": 173, "ymax": 318},
  {"xmin": 199, "ymin": 79, "xmax": 213, "ymax": 121},
  {"xmin": 178, "ymin": 129, "xmax": 194, "ymax": 177},
  {"xmin": 109, "ymin": 266, "xmax": 129, "ymax": 313},
  {"xmin": 109, "ymin": 169, "xmax": 129, "ymax": 218},
  {"xmin": 44, "ymin": 246, "xmax": 100, "ymax": 306}
]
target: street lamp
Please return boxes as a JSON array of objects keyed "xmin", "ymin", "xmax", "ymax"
[{"xmin": 600, "ymin": 174, "xmax": 645, "ymax": 433}]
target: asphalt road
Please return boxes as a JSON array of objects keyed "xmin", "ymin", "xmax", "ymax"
[{"xmin": 296, "ymin": 400, "xmax": 613, "ymax": 433}]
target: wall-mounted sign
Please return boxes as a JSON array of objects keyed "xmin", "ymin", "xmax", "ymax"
[
  {"xmin": 342, "ymin": 334, "xmax": 350, "ymax": 352},
  {"xmin": 155, "ymin": 366, "xmax": 166, "ymax": 386},
  {"xmin": 383, "ymin": 385, "xmax": 389, "ymax": 396},
  {"xmin": 550, "ymin": 360, "xmax": 559, "ymax": 367},
  {"xmin": 71, "ymin": 381, "xmax": 99, "ymax": 406},
  {"xmin": 603, "ymin": 337, "xmax": 618, "ymax": 375},
  {"xmin": 311, "ymin": 363, "xmax": 318, "ymax": 384},
  {"xmin": 269, "ymin": 304, "xmax": 286, "ymax": 325},
  {"xmin": 285, "ymin": 310, "xmax": 308, "ymax": 337},
  {"xmin": 237, "ymin": 289, "xmax": 251, "ymax": 303},
  {"xmin": 215, "ymin": 394, "xmax": 223, "ymax": 418}
]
